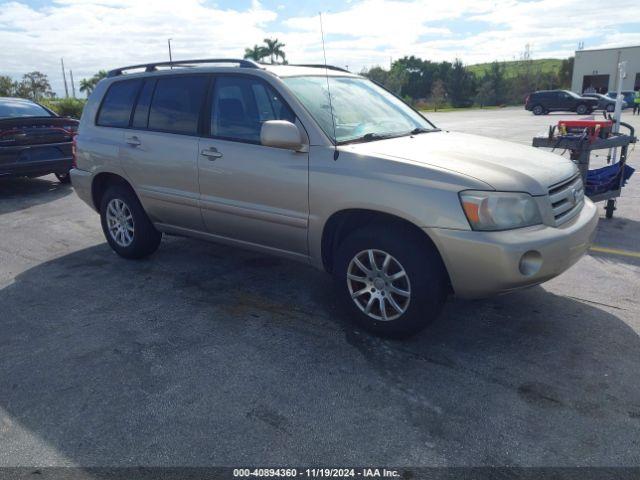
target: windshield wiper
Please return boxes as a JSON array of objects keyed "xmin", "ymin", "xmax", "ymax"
[
  {"xmin": 339, "ymin": 132, "xmax": 402, "ymax": 145},
  {"xmin": 339, "ymin": 127, "xmax": 440, "ymax": 145},
  {"xmin": 409, "ymin": 127, "xmax": 439, "ymax": 135}
]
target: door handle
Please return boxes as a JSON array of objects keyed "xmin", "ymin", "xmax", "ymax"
[
  {"xmin": 125, "ymin": 135, "xmax": 141, "ymax": 146},
  {"xmin": 201, "ymin": 148, "xmax": 223, "ymax": 159}
]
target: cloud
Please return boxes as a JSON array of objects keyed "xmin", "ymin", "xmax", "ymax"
[
  {"xmin": 0, "ymin": 0, "xmax": 277, "ymax": 93},
  {"xmin": 0, "ymin": 0, "xmax": 638, "ymax": 96}
]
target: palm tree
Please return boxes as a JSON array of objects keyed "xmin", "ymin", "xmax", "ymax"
[
  {"xmin": 262, "ymin": 38, "xmax": 286, "ymax": 64},
  {"xmin": 244, "ymin": 45, "xmax": 267, "ymax": 62},
  {"xmin": 79, "ymin": 78, "xmax": 93, "ymax": 96},
  {"xmin": 79, "ymin": 70, "xmax": 108, "ymax": 97}
]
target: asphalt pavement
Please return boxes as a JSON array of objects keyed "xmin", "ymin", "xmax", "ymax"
[{"xmin": 0, "ymin": 107, "xmax": 638, "ymax": 467}]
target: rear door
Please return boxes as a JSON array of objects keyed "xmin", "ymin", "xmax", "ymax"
[
  {"xmin": 197, "ymin": 75, "xmax": 309, "ymax": 256},
  {"xmin": 538, "ymin": 92, "xmax": 552, "ymax": 110},
  {"xmin": 119, "ymin": 74, "xmax": 209, "ymax": 230}
]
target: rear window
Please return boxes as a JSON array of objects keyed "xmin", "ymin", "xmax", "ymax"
[
  {"xmin": 96, "ymin": 79, "xmax": 142, "ymax": 127},
  {"xmin": 148, "ymin": 76, "xmax": 209, "ymax": 135},
  {"xmin": 0, "ymin": 99, "xmax": 52, "ymax": 119}
]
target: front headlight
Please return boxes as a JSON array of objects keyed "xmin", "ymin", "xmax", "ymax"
[{"xmin": 459, "ymin": 191, "xmax": 543, "ymax": 231}]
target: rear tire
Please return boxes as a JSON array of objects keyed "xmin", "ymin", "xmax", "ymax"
[
  {"xmin": 576, "ymin": 104, "xmax": 588, "ymax": 115},
  {"xmin": 606, "ymin": 104, "xmax": 615, "ymax": 113},
  {"xmin": 532, "ymin": 105, "xmax": 544, "ymax": 115},
  {"xmin": 55, "ymin": 172, "xmax": 71, "ymax": 184},
  {"xmin": 333, "ymin": 225, "xmax": 448, "ymax": 337},
  {"xmin": 99, "ymin": 184, "xmax": 162, "ymax": 259}
]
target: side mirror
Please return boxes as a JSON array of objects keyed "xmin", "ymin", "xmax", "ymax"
[{"xmin": 261, "ymin": 120, "xmax": 304, "ymax": 151}]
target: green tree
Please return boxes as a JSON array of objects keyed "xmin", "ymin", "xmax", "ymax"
[
  {"xmin": 244, "ymin": 44, "xmax": 267, "ymax": 62},
  {"xmin": 79, "ymin": 70, "xmax": 108, "ymax": 97},
  {"xmin": 361, "ymin": 66, "xmax": 406, "ymax": 96},
  {"xmin": 475, "ymin": 80, "xmax": 495, "ymax": 108},
  {"xmin": 448, "ymin": 59, "xmax": 476, "ymax": 107},
  {"xmin": 0, "ymin": 75, "xmax": 16, "ymax": 96},
  {"xmin": 484, "ymin": 62, "xmax": 506, "ymax": 105},
  {"xmin": 16, "ymin": 72, "xmax": 53, "ymax": 101},
  {"xmin": 430, "ymin": 79, "xmax": 446, "ymax": 111},
  {"xmin": 559, "ymin": 57, "xmax": 574, "ymax": 88},
  {"xmin": 362, "ymin": 66, "xmax": 389, "ymax": 85},
  {"xmin": 262, "ymin": 38, "xmax": 286, "ymax": 64}
]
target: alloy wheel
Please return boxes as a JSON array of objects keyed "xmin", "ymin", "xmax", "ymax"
[
  {"xmin": 346, "ymin": 249, "xmax": 411, "ymax": 321},
  {"xmin": 106, "ymin": 198, "xmax": 135, "ymax": 247}
]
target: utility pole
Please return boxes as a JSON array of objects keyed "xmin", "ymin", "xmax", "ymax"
[
  {"xmin": 61, "ymin": 58, "xmax": 69, "ymax": 98},
  {"xmin": 70, "ymin": 70, "xmax": 76, "ymax": 98},
  {"xmin": 168, "ymin": 38, "xmax": 173, "ymax": 68}
]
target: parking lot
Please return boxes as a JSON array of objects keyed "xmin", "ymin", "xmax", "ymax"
[{"xmin": 1, "ymin": 107, "xmax": 639, "ymax": 467}]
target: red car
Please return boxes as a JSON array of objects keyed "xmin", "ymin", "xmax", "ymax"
[{"xmin": 0, "ymin": 97, "xmax": 78, "ymax": 183}]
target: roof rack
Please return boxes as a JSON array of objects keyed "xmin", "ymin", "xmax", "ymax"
[
  {"xmin": 107, "ymin": 58, "xmax": 261, "ymax": 77},
  {"xmin": 289, "ymin": 64, "xmax": 351, "ymax": 73}
]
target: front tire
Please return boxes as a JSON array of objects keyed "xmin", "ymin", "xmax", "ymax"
[
  {"xmin": 576, "ymin": 104, "xmax": 588, "ymax": 115},
  {"xmin": 606, "ymin": 104, "xmax": 615, "ymax": 113},
  {"xmin": 532, "ymin": 105, "xmax": 544, "ymax": 115},
  {"xmin": 333, "ymin": 225, "xmax": 448, "ymax": 337},
  {"xmin": 100, "ymin": 184, "xmax": 162, "ymax": 259}
]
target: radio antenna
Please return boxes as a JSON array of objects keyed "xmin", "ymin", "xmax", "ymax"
[{"xmin": 319, "ymin": 12, "xmax": 339, "ymax": 160}]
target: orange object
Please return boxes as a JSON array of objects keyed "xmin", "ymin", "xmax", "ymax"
[
  {"xmin": 557, "ymin": 120, "xmax": 613, "ymax": 142},
  {"xmin": 462, "ymin": 201, "xmax": 480, "ymax": 223}
]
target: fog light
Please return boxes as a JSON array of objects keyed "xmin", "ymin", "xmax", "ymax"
[{"xmin": 519, "ymin": 250, "xmax": 542, "ymax": 276}]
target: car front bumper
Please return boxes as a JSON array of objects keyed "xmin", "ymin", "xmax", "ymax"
[
  {"xmin": 426, "ymin": 198, "xmax": 599, "ymax": 299},
  {"xmin": 70, "ymin": 168, "xmax": 96, "ymax": 212}
]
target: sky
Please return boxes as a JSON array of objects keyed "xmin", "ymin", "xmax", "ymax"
[{"xmin": 1, "ymin": 0, "xmax": 639, "ymax": 96}]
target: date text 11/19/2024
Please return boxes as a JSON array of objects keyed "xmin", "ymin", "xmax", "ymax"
[{"xmin": 233, "ymin": 468, "xmax": 401, "ymax": 478}]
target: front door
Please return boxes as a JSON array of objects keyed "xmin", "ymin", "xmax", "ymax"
[
  {"xmin": 197, "ymin": 75, "xmax": 309, "ymax": 256},
  {"xmin": 558, "ymin": 91, "xmax": 574, "ymax": 111}
]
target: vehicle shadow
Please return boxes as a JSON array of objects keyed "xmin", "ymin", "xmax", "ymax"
[
  {"xmin": 0, "ymin": 237, "xmax": 639, "ymax": 466},
  {"xmin": 592, "ymin": 215, "xmax": 640, "ymax": 266},
  {"xmin": 0, "ymin": 175, "xmax": 72, "ymax": 214}
]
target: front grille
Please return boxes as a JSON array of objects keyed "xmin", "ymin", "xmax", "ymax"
[{"xmin": 548, "ymin": 174, "xmax": 584, "ymax": 226}]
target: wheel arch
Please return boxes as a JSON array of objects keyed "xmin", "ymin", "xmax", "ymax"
[
  {"xmin": 91, "ymin": 172, "xmax": 136, "ymax": 213},
  {"xmin": 320, "ymin": 208, "xmax": 451, "ymax": 289}
]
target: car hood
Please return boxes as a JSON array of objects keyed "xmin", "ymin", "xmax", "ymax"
[{"xmin": 341, "ymin": 131, "xmax": 578, "ymax": 195}]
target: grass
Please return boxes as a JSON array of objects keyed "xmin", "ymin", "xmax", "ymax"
[{"xmin": 466, "ymin": 58, "xmax": 563, "ymax": 78}]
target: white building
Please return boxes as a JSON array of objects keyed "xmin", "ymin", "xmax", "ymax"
[{"xmin": 571, "ymin": 45, "xmax": 640, "ymax": 94}]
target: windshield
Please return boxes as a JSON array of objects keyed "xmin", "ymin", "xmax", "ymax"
[
  {"xmin": 282, "ymin": 76, "xmax": 435, "ymax": 144},
  {"xmin": 0, "ymin": 99, "xmax": 52, "ymax": 119}
]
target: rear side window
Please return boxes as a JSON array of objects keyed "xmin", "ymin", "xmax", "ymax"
[
  {"xmin": 148, "ymin": 76, "xmax": 208, "ymax": 135},
  {"xmin": 211, "ymin": 76, "xmax": 295, "ymax": 143},
  {"xmin": 96, "ymin": 79, "xmax": 142, "ymax": 127}
]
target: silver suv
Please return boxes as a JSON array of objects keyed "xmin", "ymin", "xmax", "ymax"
[{"xmin": 71, "ymin": 59, "xmax": 599, "ymax": 336}]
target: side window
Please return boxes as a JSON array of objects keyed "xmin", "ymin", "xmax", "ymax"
[
  {"xmin": 131, "ymin": 79, "xmax": 155, "ymax": 129},
  {"xmin": 148, "ymin": 75, "xmax": 209, "ymax": 135},
  {"xmin": 96, "ymin": 79, "xmax": 142, "ymax": 128},
  {"xmin": 211, "ymin": 76, "xmax": 295, "ymax": 143}
]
